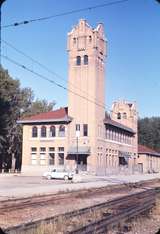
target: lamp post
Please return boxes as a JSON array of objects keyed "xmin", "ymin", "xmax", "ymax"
[
  {"xmin": 0, "ymin": 0, "xmax": 6, "ymax": 67},
  {"xmin": 75, "ymin": 125, "xmax": 80, "ymax": 174}
]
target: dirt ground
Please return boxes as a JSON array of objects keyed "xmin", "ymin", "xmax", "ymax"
[{"xmin": 109, "ymin": 197, "xmax": 160, "ymax": 234}]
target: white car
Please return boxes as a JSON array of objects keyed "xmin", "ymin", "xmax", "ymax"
[{"xmin": 43, "ymin": 168, "xmax": 74, "ymax": 180}]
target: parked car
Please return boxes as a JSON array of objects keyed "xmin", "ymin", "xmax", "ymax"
[{"xmin": 43, "ymin": 168, "xmax": 74, "ymax": 180}]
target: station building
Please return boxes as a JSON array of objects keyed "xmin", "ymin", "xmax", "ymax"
[
  {"xmin": 18, "ymin": 19, "xmax": 138, "ymax": 175},
  {"xmin": 137, "ymin": 144, "xmax": 160, "ymax": 173}
]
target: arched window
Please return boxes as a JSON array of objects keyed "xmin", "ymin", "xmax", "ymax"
[
  {"xmin": 41, "ymin": 126, "xmax": 46, "ymax": 137},
  {"xmin": 117, "ymin": 112, "xmax": 121, "ymax": 120},
  {"xmin": 76, "ymin": 56, "xmax": 81, "ymax": 66},
  {"xmin": 84, "ymin": 55, "xmax": 88, "ymax": 65},
  {"xmin": 50, "ymin": 125, "xmax": 56, "ymax": 137},
  {"xmin": 32, "ymin": 126, "xmax": 37, "ymax": 138},
  {"xmin": 89, "ymin": 35, "xmax": 92, "ymax": 42},
  {"xmin": 59, "ymin": 125, "xmax": 65, "ymax": 137},
  {"xmin": 123, "ymin": 112, "xmax": 127, "ymax": 119}
]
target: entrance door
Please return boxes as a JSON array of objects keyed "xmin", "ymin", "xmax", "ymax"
[
  {"xmin": 77, "ymin": 155, "xmax": 87, "ymax": 171},
  {"xmin": 138, "ymin": 163, "xmax": 143, "ymax": 173}
]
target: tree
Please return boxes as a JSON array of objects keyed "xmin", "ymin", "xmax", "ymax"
[
  {"xmin": 0, "ymin": 67, "xmax": 55, "ymax": 171},
  {"xmin": 0, "ymin": 68, "xmax": 21, "ymax": 170},
  {"xmin": 138, "ymin": 117, "xmax": 160, "ymax": 152},
  {"xmin": 22, "ymin": 99, "xmax": 55, "ymax": 118}
]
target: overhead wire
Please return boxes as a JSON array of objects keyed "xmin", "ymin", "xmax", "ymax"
[
  {"xmin": 2, "ymin": 0, "xmax": 130, "ymax": 28},
  {"xmin": 2, "ymin": 39, "xmax": 106, "ymax": 107},
  {"xmin": 2, "ymin": 54, "xmax": 109, "ymax": 111},
  {"xmin": 2, "ymin": 54, "xmax": 129, "ymax": 117}
]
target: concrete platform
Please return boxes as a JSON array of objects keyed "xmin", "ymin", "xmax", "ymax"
[{"xmin": 0, "ymin": 173, "xmax": 160, "ymax": 200}]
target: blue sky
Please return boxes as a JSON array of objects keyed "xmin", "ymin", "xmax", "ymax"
[{"xmin": 1, "ymin": 0, "xmax": 160, "ymax": 117}]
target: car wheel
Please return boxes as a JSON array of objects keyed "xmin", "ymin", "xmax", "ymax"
[
  {"xmin": 64, "ymin": 175, "xmax": 68, "ymax": 181},
  {"xmin": 47, "ymin": 175, "xmax": 52, "ymax": 180}
]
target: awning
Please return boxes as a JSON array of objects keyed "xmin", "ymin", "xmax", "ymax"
[
  {"xmin": 68, "ymin": 146, "xmax": 90, "ymax": 155},
  {"xmin": 119, "ymin": 151, "xmax": 131, "ymax": 162}
]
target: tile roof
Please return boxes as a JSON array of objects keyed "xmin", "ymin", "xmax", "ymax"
[
  {"xmin": 138, "ymin": 144, "xmax": 160, "ymax": 156},
  {"xmin": 17, "ymin": 107, "xmax": 71, "ymax": 124},
  {"xmin": 104, "ymin": 118, "xmax": 135, "ymax": 134}
]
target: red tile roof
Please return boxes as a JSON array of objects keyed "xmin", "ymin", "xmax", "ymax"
[
  {"xmin": 18, "ymin": 107, "xmax": 71, "ymax": 123},
  {"xmin": 138, "ymin": 144, "xmax": 160, "ymax": 156}
]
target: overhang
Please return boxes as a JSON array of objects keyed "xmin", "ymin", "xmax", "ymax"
[
  {"xmin": 104, "ymin": 118, "xmax": 135, "ymax": 134},
  {"xmin": 68, "ymin": 146, "xmax": 90, "ymax": 155}
]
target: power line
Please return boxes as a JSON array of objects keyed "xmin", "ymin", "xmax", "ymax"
[
  {"xmin": 3, "ymin": 54, "xmax": 132, "ymax": 118},
  {"xmin": 2, "ymin": 54, "xmax": 108, "ymax": 111},
  {"xmin": 2, "ymin": 54, "xmax": 136, "ymax": 119},
  {"xmin": 2, "ymin": 0, "xmax": 129, "ymax": 28},
  {"xmin": 2, "ymin": 39, "xmax": 106, "ymax": 106}
]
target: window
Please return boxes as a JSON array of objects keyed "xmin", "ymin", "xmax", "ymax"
[
  {"xmin": 76, "ymin": 124, "xmax": 80, "ymax": 131},
  {"xmin": 49, "ymin": 147, "xmax": 55, "ymax": 151},
  {"xmin": 117, "ymin": 112, "xmax": 121, "ymax": 120},
  {"xmin": 76, "ymin": 56, "xmax": 81, "ymax": 65},
  {"xmin": 83, "ymin": 124, "xmax": 88, "ymax": 136},
  {"xmin": 73, "ymin": 37, "xmax": 76, "ymax": 44},
  {"xmin": 49, "ymin": 147, "xmax": 55, "ymax": 165},
  {"xmin": 32, "ymin": 126, "xmax": 38, "ymax": 138},
  {"xmin": 41, "ymin": 126, "xmax": 46, "ymax": 137},
  {"xmin": 58, "ymin": 147, "xmax": 64, "ymax": 165},
  {"xmin": 40, "ymin": 147, "xmax": 46, "ymax": 152},
  {"xmin": 50, "ymin": 125, "xmax": 56, "ymax": 137},
  {"xmin": 84, "ymin": 55, "xmax": 88, "ymax": 65},
  {"xmin": 40, "ymin": 147, "xmax": 46, "ymax": 165},
  {"xmin": 89, "ymin": 35, "xmax": 92, "ymax": 42},
  {"xmin": 58, "ymin": 147, "xmax": 64, "ymax": 152},
  {"xmin": 58, "ymin": 153, "xmax": 64, "ymax": 165},
  {"xmin": 59, "ymin": 125, "xmax": 65, "ymax": 137},
  {"xmin": 123, "ymin": 112, "xmax": 127, "ymax": 119},
  {"xmin": 49, "ymin": 153, "xmax": 55, "ymax": 165},
  {"xmin": 31, "ymin": 147, "xmax": 37, "ymax": 165},
  {"xmin": 31, "ymin": 147, "xmax": 37, "ymax": 152}
]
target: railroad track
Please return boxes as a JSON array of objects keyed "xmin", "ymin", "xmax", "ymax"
[
  {"xmin": 4, "ymin": 188, "xmax": 156, "ymax": 234},
  {"xmin": 69, "ymin": 190, "xmax": 156, "ymax": 234},
  {"xmin": 0, "ymin": 183, "xmax": 139, "ymax": 213},
  {"xmin": 0, "ymin": 178, "xmax": 158, "ymax": 214}
]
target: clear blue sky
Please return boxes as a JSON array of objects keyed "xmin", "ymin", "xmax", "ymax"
[{"xmin": 2, "ymin": 0, "xmax": 160, "ymax": 118}]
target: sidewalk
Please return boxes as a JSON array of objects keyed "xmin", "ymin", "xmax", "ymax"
[{"xmin": 0, "ymin": 172, "xmax": 160, "ymax": 200}]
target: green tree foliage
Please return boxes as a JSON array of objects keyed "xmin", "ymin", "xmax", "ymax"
[
  {"xmin": 0, "ymin": 67, "xmax": 55, "ymax": 171},
  {"xmin": 22, "ymin": 99, "xmax": 55, "ymax": 117},
  {"xmin": 138, "ymin": 117, "xmax": 160, "ymax": 152}
]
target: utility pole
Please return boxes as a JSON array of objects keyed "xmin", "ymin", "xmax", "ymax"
[
  {"xmin": 76, "ymin": 136, "xmax": 79, "ymax": 174},
  {"xmin": 0, "ymin": 0, "xmax": 6, "ymax": 67},
  {"xmin": 75, "ymin": 125, "xmax": 80, "ymax": 174}
]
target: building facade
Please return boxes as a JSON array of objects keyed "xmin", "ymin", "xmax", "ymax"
[
  {"xmin": 137, "ymin": 144, "xmax": 160, "ymax": 173},
  {"xmin": 18, "ymin": 19, "xmax": 138, "ymax": 175}
]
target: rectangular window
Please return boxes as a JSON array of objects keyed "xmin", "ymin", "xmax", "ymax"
[
  {"xmin": 58, "ymin": 153, "xmax": 64, "ymax": 165},
  {"xmin": 31, "ymin": 147, "xmax": 37, "ymax": 153},
  {"xmin": 76, "ymin": 124, "xmax": 80, "ymax": 131},
  {"xmin": 48, "ymin": 147, "xmax": 55, "ymax": 165},
  {"xmin": 58, "ymin": 147, "xmax": 64, "ymax": 152},
  {"xmin": 31, "ymin": 147, "xmax": 37, "ymax": 165},
  {"xmin": 83, "ymin": 124, "xmax": 88, "ymax": 136},
  {"xmin": 40, "ymin": 147, "xmax": 46, "ymax": 152},
  {"xmin": 49, "ymin": 147, "xmax": 55, "ymax": 152},
  {"xmin": 40, "ymin": 147, "xmax": 46, "ymax": 164},
  {"xmin": 49, "ymin": 153, "xmax": 55, "ymax": 165}
]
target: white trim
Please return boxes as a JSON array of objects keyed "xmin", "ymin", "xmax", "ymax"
[
  {"xmin": 105, "ymin": 139, "xmax": 132, "ymax": 147},
  {"xmin": 29, "ymin": 137, "xmax": 66, "ymax": 141}
]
